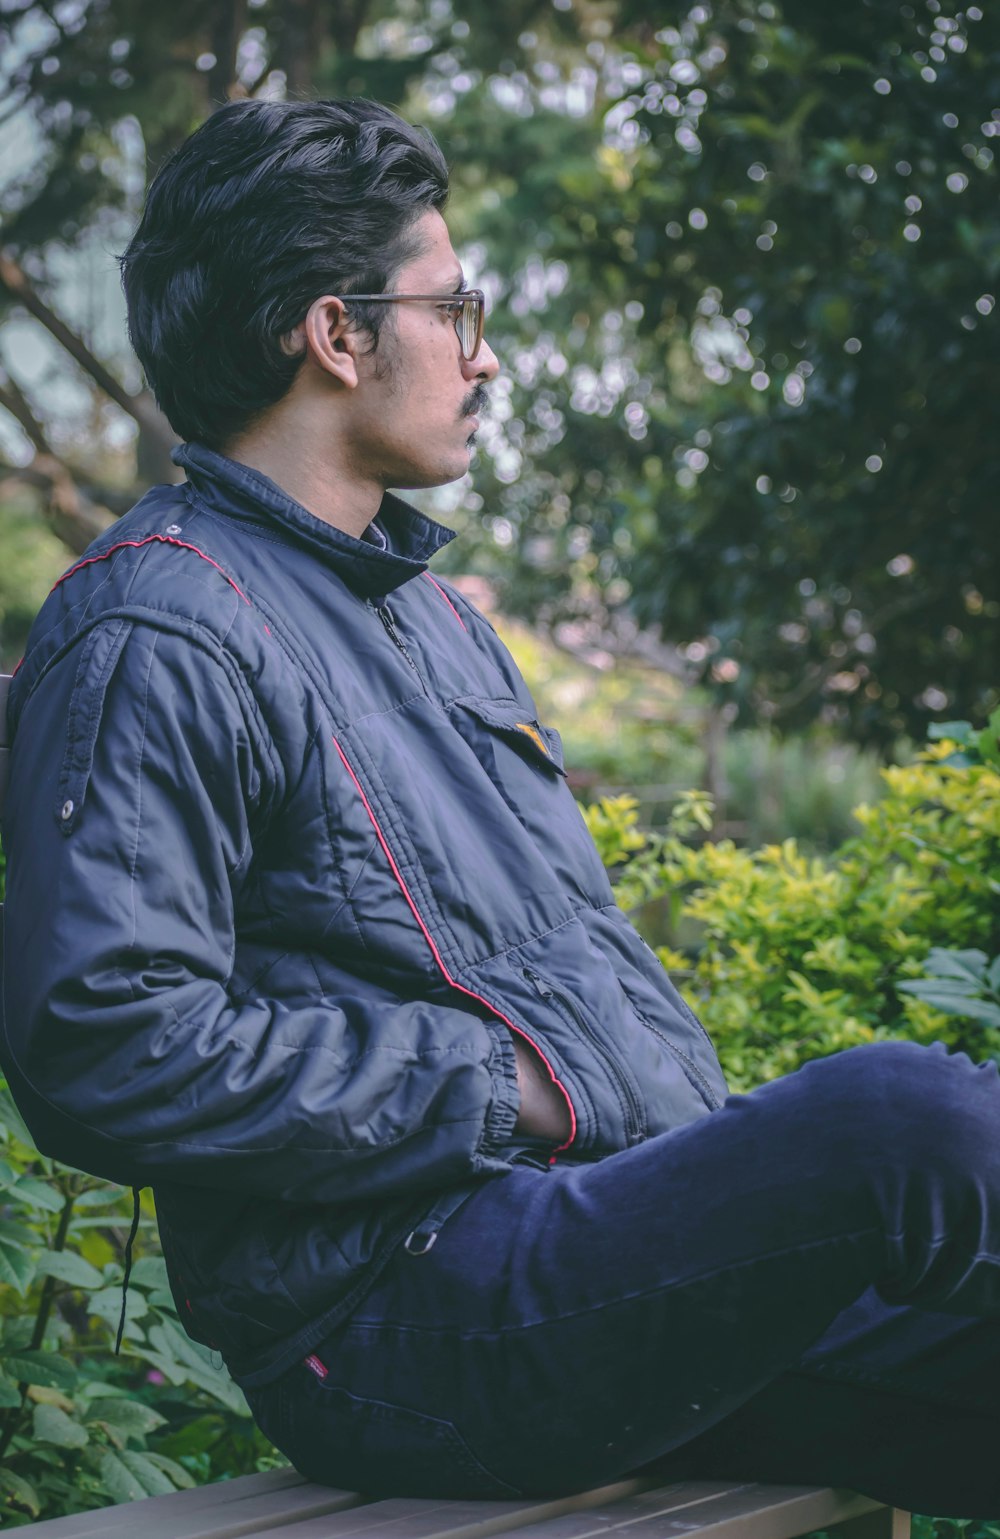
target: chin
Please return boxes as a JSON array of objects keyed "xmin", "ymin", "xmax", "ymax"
[{"xmin": 390, "ymin": 452, "xmax": 473, "ymax": 492}]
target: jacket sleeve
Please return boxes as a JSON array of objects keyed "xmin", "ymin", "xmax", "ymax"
[{"xmin": 0, "ymin": 621, "xmax": 520, "ymax": 1202}]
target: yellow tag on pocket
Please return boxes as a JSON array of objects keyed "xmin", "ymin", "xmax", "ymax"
[{"xmin": 515, "ymin": 722, "xmax": 549, "ymax": 755}]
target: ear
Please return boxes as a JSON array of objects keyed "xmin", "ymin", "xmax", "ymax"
[{"xmin": 294, "ymin": 295, "xmax": 362, "ymax": 389}]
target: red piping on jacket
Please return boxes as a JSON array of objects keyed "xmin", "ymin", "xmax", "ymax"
[
  {"xmin": 421, "ymin": 572, "xmax": 468, "ymax": 631},
  {"xmin": 53, "ymin": 536, "xmax": 251, "ymax": 605},
  {"xmin": 331, "ymin": 734, "xmax": 577, "ymax": 1154}
]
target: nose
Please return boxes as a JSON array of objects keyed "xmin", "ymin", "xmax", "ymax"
[{"xmin": 463, "ymin": 337, "xmax": 500, "ymax": 382}]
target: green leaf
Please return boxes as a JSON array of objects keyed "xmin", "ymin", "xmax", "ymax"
[
  {"xmin": 179, "ymin": 1361, "xmax": 251, "ymax": 1416},
  {"xmin": 154, "ymin": 1411, "xmax": 224, "ymax": 1459},
  {"xmin": 118, "ymin": 1450, "xmax": 176, "ymax": 1496},
  {"xmin": 34, "ymin": 1401, "xmax": 89, "ymax": 1449},
  {"xmin": 927, "ymin": 720, "xmax": 975, "ymax": 745},
  {"xmin": 1, "ymin": 1351, "xmax": 77, "ymax": 1390},
  {"xmin": 125, "ymin": 1345, "xmax": 188, "ymax": 1386},
  {"xmin": 147, "ymin": 1317, "xmax": 215, "ymax": 1372},
  {"xmin": 0, "ymin": 1088, "xmax": 35, "ymax": 1149},
  {"xmin": 0, "ymin": 1468, "xmax": 41, "ymax": 1518},
  {"xmin": 988, "ymin": 955, "xmax": 1000, "ymax": 995},
  {"xmin": 0, "ymin": 1217, "xmax": 38, "ymax": 1248},
  {"xmin": 923, "ymin": 947, "xmax": 989, "ymax": 983},
  {"xmin": 89, "ymin": 1447, "xmax": 147, "ymax": 1504},
  {"xmin": 0, "ymin": 1372, "xmax": 22, "ymax": 1408},
  {"xmin": 897, "ymin": 977, "xmax": 978, "ymax": 998},
  {"xmin": 0, "ymin": 1237, "xmax": 36, "ymax": 1296},
  {"xmin": 74, "ymin": 1186, "xmax": 131, "ymax": 1209},
  {"xmin": 145, "ymin": 1324, "xmax": 250, "ymax": 1415},
  {"xmin": 143, "ymin": 1452, "xmax": 196, "ymax": 1489},
  {"xmin": 11, "ymin": 1176, "xmax": 67, "ymax": 1213},
  {"xmin": 87, "ymin": 1284, "xmax": 148, "ymax": 1331},
  {"xmin": 34, "ymin": 1249, "xmax": 106, "ymax": 1290},
  {"xmin": 977, "ymin": 712, "xmax": 1000, "ymax": 767},
  {"xmin": 128, "ymin": 1256, "xmax": 169, "ymax": 1291},
  {"xmin": 1, "ymin": 1316, "xmax": 34, "ymax": 1351},
  {"xmin": 87, "ymin": 1397, "xmax": 166, "ymax": 1438},
  {"xmin": 899, "ymin": 991, "xmax": 1000, "ymax": 1027}
]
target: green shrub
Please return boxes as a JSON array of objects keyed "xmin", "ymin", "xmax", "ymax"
[
  {"xmin": 0, "ymin": 1087, "xmax": 279, "ymax": 1527},
  {"xmin": 586, "ymin": 716, "xmax": 1000, "ymax": 1090}
]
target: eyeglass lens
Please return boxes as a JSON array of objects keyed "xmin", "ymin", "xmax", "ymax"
[{"xmin": 459, "ymin": 295, "xmax": 483, "ymax": 360}]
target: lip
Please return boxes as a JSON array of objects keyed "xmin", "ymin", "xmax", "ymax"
[{"xmin": 464, "ymin": 415, "xmax": 480, "ymax": 429}]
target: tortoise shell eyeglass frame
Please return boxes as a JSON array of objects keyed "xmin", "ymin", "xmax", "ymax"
[{"xmin": 337, "ymin": 289, "xmax": 487, "ymax": 362}]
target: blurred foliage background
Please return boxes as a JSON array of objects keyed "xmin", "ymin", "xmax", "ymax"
[
  {"xmin": 0, "ymin": 0, "xmax": 997, "ymax": 794},
  {"xmin": 1, "ymin": 0, "xmax": 999, "ymax": 1524}
]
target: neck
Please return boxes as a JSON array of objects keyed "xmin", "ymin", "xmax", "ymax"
[{"xmin": 224, "ymin": 417, "xmax": 383, "ymax": 539}]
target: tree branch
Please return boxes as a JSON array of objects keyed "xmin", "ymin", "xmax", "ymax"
[
  {"xmin": 0, "ymin": 366, "xmax": 49, "ymax": 456},
  {"xmin": 0, "ymin": 376, "xmax": 117, "ymax": 553},
  {"xmin": 0, "ymin": 249, "xmax": 176, "ymax": 455},
  {"xmin": 0, "ymin": 458, "xmax": 115, "ymax": 554}
]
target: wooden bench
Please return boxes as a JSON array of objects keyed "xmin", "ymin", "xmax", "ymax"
[
  {"xmin": 10, "ymin": 1467, "xmax": 910, "ymax": 1539},
  {"xmin": 0, "ymin": 671, "xmax": 909, "ymax": 1538}
]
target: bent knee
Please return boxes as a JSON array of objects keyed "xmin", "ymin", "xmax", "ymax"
[{"xmin": 799, "ymin": 1039, "xmax": 995, "ymax": 1159}]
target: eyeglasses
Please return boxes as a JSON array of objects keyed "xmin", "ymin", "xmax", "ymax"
[{"xmin": 339, "ymin": 288, "xmax": 486, "ymax": 362}]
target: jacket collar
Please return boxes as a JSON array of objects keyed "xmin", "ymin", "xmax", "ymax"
[{"xmin": 173, "ymin": 441, "xmax": 456, "ymax": 599}]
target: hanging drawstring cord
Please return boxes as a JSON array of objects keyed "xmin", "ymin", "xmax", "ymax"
[{"xmin": 115, "ymin": 1186, "xmax": 142, "ymax": 1355}]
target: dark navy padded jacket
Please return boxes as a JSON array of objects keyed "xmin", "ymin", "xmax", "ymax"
[{"xmin": 1, "ymin": 443, "xmax": 727, "ymax": 1388}]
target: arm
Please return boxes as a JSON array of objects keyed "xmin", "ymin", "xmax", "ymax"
[{"xmin": 1, "ymin": 622, "xmax": 520, "ymax": 1202}]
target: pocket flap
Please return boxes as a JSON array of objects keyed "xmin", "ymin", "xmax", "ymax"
[{"xmin": 455, "ymin": 695, "xmax": 567, "ymax": 776}]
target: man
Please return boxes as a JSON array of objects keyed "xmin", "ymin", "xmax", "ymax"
[{"xmin": 3, "ymin": 98, "xmax": 1000, "ymax": 1516}]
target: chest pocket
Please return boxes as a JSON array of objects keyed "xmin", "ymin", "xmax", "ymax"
[
  {"xmin": 452, "ymin": 695, "xmax": 567, "ymax": 779},
  {"xmin": 447, "ymin": 693, "xmax": 572, "ymax": 847}
]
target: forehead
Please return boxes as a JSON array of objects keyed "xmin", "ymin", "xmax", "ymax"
[{"xmin": 397, "ymin": 208, "xmax": 462, "ymax": 285}]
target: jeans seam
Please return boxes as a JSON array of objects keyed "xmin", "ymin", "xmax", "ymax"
[{"xmin": 347, "ymin": 1223, "xmax": 888, "ymax": 1339}]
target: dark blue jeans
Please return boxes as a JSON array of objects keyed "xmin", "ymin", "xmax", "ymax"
[{"xmin": 244, "ymin": 1042, "xmax": 1000, "ymax": 1516}]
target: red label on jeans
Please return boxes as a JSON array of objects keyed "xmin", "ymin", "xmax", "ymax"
[{"xmin": 304, "ymin": 1353, "xmax": 329, "ymax": 1380}]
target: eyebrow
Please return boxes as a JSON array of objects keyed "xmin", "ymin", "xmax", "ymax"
[{"xmin": 440, "ymin": 271, "xmax": 466, "ymax": 292}]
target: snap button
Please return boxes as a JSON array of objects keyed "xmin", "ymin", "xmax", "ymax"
[
  {"xmin": 61, "ymin": 799, "xmax": 74, "ymax": 820},
  {"xmin": 165, "ymin": 524, "xmax": 182, "ymax": 535}
]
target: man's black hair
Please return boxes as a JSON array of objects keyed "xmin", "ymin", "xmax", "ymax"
[{"xmin": 120, "ymin": 98, "xmax": 450, "ymax": 447}]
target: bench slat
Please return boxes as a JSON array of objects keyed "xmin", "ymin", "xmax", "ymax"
[
  {"xmin": 496, "ymin": 1485, "xmax": 890, "ymax": 1539},
  {"xmin": 238, "ymin": 1477, "xmax": 652, "ymax": 1539},
  {"xmin": 16, "ymin": 1470, "xmax": 364, "ymax": 1538},
  {"xmin": 457, "ymin": 1483, "xmax": 774, "ymax": 1539},
  {"xmin": 470, "ymin": 1482, "xmax": 767, "ymax": 1539}
]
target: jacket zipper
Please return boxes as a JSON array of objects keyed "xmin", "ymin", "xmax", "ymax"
[
  {"xmin": 624, "ymin": 995, "xmax": 724, "ymax": 1112},
  {"xmin": 659, "ymin": 1033, "xmax": 724, "ymax": 1110},
  {"xmin": 522, "ymin": 966, "xmax": 646, "ymax": 1145},
  {"xmin": 371, "ymin": 599, "xmax": 428, "ymax": 693}
]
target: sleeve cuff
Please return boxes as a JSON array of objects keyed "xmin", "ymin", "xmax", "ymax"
[{"xmin": 480, "ymin": 1020, "xmax": 521, "ymax": 1153}]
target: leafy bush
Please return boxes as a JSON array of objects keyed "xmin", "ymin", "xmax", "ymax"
[
  {"xmin": 587, "ymin": 712, "xmax": 1000, "ymax": 1090},
  {"xmin": 0, "ymin": 1086, "xmax": 278, "ymax": 1527}
]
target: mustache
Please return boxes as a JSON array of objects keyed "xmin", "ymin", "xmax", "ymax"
[{"xmin": 460, "ymin": 384, "xmax": 490, "ymax": 420}]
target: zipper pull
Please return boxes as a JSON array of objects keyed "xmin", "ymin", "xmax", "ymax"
[
  {"xmin": 375, "ymin": 600, "xmax": 403, "ymax": 647},
  {"xmin": 522, "ymin": 966, "xmax": 553, "ymax": 1000}
]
